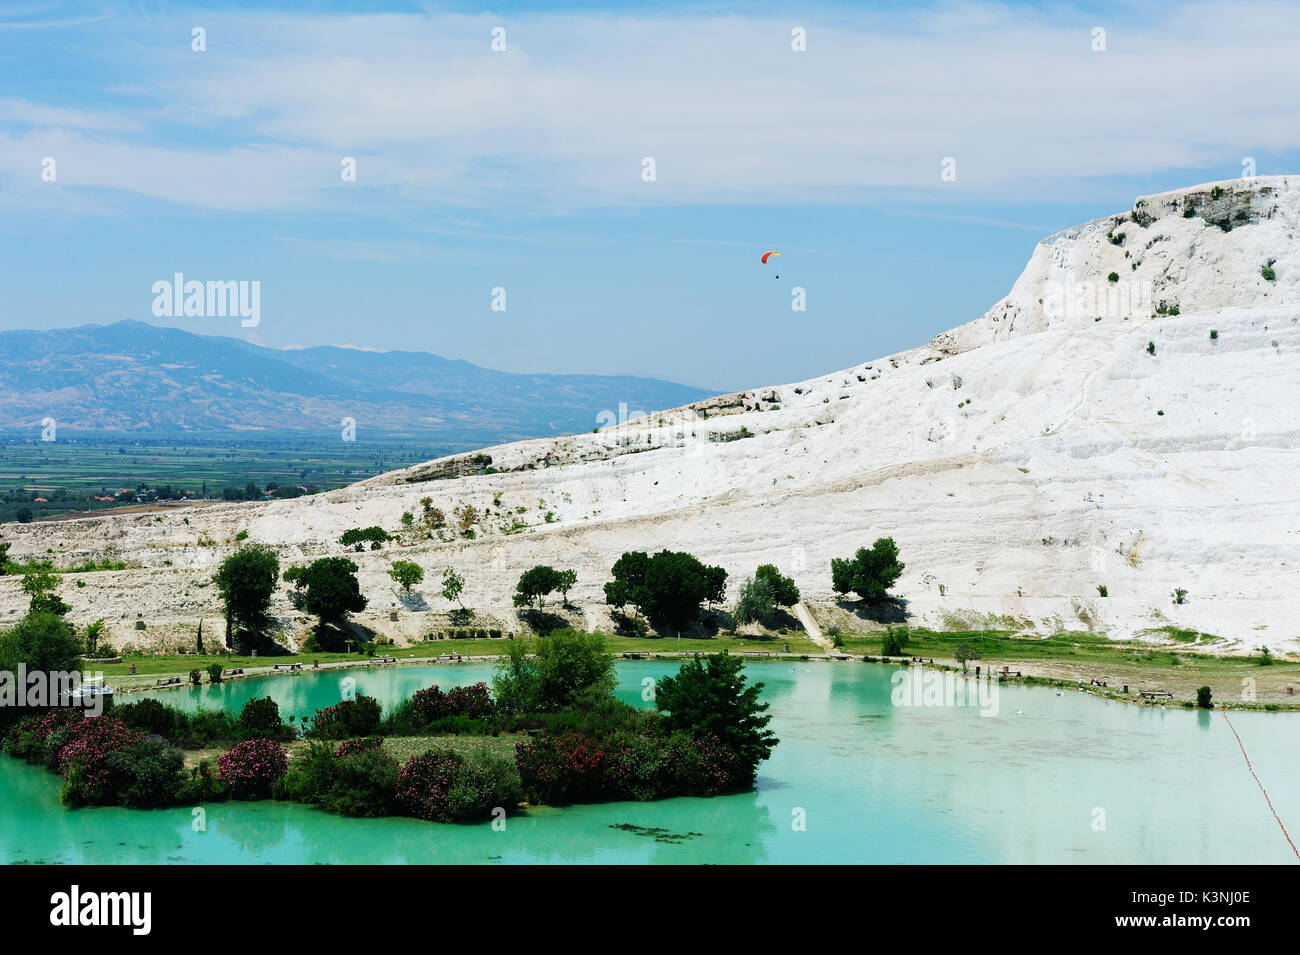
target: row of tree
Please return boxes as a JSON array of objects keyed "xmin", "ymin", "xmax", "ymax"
[{"xmin": 209, "ymin": 536, "xmax": 905, "ymax": 648}]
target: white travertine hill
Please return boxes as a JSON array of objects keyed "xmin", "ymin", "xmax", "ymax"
[
  {"xmin": 934, "ymin": 176, "xmax": 1300, "ymax": 351},
  {"xmin": 3, "ymin": 177, "xmax": 1297, "ymax": 653}
]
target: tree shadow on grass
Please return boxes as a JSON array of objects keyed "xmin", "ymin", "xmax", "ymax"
[
  {"xmin": 229, "ymin": 627, "xmax": 293, "ymax": 657},
  {"xmin": 307, "ymin": 621, "xmax": 378, "ymax": 653},
  {"xmin": 763, "ymin": 607, "xmax": 801, "ymax": 632},
  {"xmin": 517, "ymin": 608, "xmax": 570, "ymax": 636},
  {"xmin": 837, "ymin": 596, "xmax": 910, "ymax": 625}
]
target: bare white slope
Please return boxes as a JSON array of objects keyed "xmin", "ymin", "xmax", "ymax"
[{"xmin": 3, "ymin": 177, "xmax": 1297, "ymax": 652}]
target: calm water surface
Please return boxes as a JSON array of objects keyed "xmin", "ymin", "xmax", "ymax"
[{"xmin": 1, "ymin": 662, "xmax": 1295, "ymax": 864}]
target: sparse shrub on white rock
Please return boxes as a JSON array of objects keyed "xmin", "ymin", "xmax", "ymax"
[{"xmin": 1, "ymin": 178, "xmax": 1297, "ymax": 652}]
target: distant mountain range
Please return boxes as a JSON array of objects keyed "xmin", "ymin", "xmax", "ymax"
[{"xmin": 0, "ymin": 321, "xmax": 715, "ymax": 444}]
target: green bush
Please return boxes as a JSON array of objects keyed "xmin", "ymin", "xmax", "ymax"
[
  {"xmin": 114, "ymin": 698, "xmax": 184, "ymax": 738},
  {"xmin": 0, "ymin": 612, "xmax": 83, "ymax": 679},
  {"xmin": 176, "ymin": 760, "xmax": 228, "ymax": 802},
  {"xmin": 308, "ymin": 695, "xmax": 383, "ymax": 739},
  {"xmin": 286, "ymin": 741, "xmax": 400, "ymax": 817},
  {"xmin": 236, "ymin": 697, "xmax": 291, "ymax": 740},
  {"xmin": 445, "ymin": 748, "xmax": 523, "ymax": 821},
  {"xmin": 106, "ymin": 738, "xmax": 186, "ymax": 808},
  {"xmin": 176, "ymin": 710, "xmax": 236, "ymax": 749},
  {"xmin": 880, "ymin": 626, "xmax": 910, "ymax": 656},
  {"xmin": 395, "ymin": 748, "xmax": 519, "ymax": 822},
  {"xmin": 492, "ymin": 630, "xmax": 615, "ymax": 715},
  {"xmin": 1196, "ymin": 686, "xmax": 1213, "ymax": 709}
]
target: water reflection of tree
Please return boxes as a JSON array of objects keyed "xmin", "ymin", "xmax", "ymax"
[
  {"xmin": 646, "ymin": 791, "xmax": 776, "ymax": 865},
  {"xmin": 208, "ymin": 802, "xmax": 290, "ymax": 858}
]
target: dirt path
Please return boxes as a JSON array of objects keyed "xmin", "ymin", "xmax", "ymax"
[{"xmin": 793, "ymin": 602, "xmax": 834, "ymax": 651}]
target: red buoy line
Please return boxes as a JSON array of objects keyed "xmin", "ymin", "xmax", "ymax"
[{"xmin": 1221, "ymin": 709, "xmax": 1299, "ymax": 861}]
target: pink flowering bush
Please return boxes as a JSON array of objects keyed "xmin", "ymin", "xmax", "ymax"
[
  {"xmin": 3, "ymin": 709, "xmax": 82, "ymax": 764},
  {"xmin": 410, "ymin": 682, "xmax": 495, "ymax": 724},
  {"xmin": 446, "ymin": 683, "xmax": 495, "ymax": 720},
  {"xmin": 515, "ymin": 729, "xmax": 745, "ymax": 806},
  {"xmin": 334, "ymin": 735, "xmax": 385, "ymax": 759},
  {"xmin": 514, "ymin": 732, "xmax": 610, "ymax": 805},
  {"xmin": 395, "ymin": 747, "xmax": 520, "ymax": 822},
  {"xmin": 395, "ymin": 750, "xmax": 463, "ymax": 821},
  {"xmin": 217, "ymin": 737, "xmax": 288, "ymax": 799},
  {"xmin": 52, "ymin": 716, "xmax": 145, "ymax": 806},
  {"xmin": 660, "ymin": 731, "xmax": 743, "ymax": 796}
]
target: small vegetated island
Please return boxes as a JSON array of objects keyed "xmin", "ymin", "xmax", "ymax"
[{"xmin": 0, "ymin": 624, "xmax": 777, "ymax": 823}]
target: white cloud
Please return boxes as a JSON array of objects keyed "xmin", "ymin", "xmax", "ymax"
[
  {"xmin": 3, "ymin": 2, "xmax": 1299, "ymax": 211},
  {"xmin": 0, "ymin": 98, "xmax": 139, "ymax": 132}
]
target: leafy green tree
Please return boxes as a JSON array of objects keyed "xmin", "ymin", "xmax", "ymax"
[
  {"xmin": 0, "ymin": 612, "xmax": 82, "ymax": 674},
  {"xmin": 954, "ymin": 642, "xmax": 977, "ymax": 672},
  {"xmin": 389, "ymin": 560, "xmax": 424, "ymax": 594},
  {"xmin": 556, "ymin": 569, "xmax": 577, "ymax": 605},
  {"xmin": 492, "ymin": 641, "xmax": 541, "ymax": 714},
  {"xmin": 339, "ymin": 526, "xmax": 390, "ymax": 550},
  {"xmin": 604, "ymin": 551, "xmax": 649, "ymax": 616},
  {"xmin": 534, "ymin": 629, "xmax": 616, "ymax": 711},
  {"xmin": 492, "ymin": 629, "xmax": 616, "ymax": 714},
  {"xmin": 213, "ymin": 544, "xmax": 280, "ymax": 642},
  {"xmin": 733, "ymin": 573, "xmax": 777, "ymax": 627},
  {"xmin": 1196, "ymin": 685, "xmax": 1213, "ymax": 709},
  {"xmin": 21, "ymin": 567, "xmax": 70, "ymax": 617},
  {"xmin": 880, "ymin": 625, "xmax": 910, "ymax": 656},
  {"xmin": 704, "ymin": 564, "xmax": 728, "ymax": 609},
  {"xmin": 830, "ymin": 537, "xmax": 905, "ymax": 601},
  {"xmin": 441, "ymin": 567, "xmax": 465, "ymax": 609},
  {"xmin": 14, "ymin": 506, "xmax": 32, "ymax": 524},
  {"xmin": 85, "ymin": 618, "xmax": 106, "ymax": 656},
  {"xmin": 655, "ymin": 653, "xmax": 777, "ymax": 787},
  {"xmin": 289, "ymin": 557, "xmax": 367, "ymax": 630},
  {"xmin": 514, "ymin": 565, "xmax": 563, "ymax": 610},
  {"xmin": 0, "ymin": 538, "xmax": 10, "ymax": 572},
  {"xmin": 604, "ymin": 550, "xmax": 727, "ymax": 632},
  {"xmin": 755, "ymin": 564, "xmax": 800, "ymax": 606}
]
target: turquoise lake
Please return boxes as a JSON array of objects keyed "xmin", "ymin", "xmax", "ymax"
[{"xmin": 1, "ymin": 661, "xmax": 1296, "ymax": 864}]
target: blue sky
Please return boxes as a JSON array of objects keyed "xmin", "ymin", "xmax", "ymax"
[{"xmin": 2, "ymin": 1, "xmax": 1299, "ymax": 391}]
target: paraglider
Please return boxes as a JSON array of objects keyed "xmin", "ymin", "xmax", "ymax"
[{"xmin": 762, "ymin": 249, "xmax": 780, "ymax": 278}]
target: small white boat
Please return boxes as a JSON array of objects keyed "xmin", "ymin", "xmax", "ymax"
[{"xmin": 67, "ymin": 676, "xmax": 114, "ymax": 702}]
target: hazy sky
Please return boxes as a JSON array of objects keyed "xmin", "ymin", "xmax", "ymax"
[{"xmin": 3, "ymin": 0, "xmax": 1299, "ymax": 391}]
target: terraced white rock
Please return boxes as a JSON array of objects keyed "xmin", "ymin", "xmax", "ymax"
[{"xmin": 3, "ymin": 176, "xmax": 1297, "ymax": 653}]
